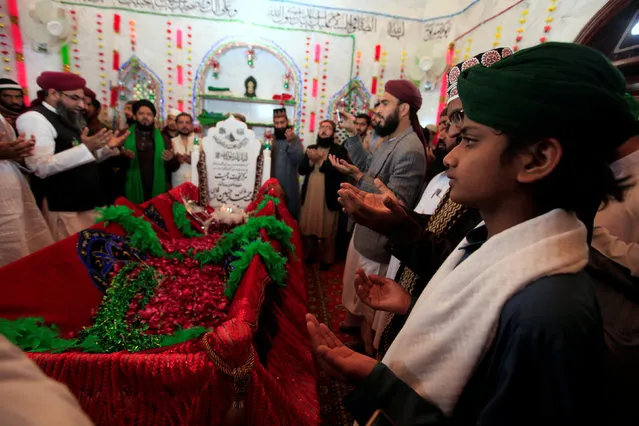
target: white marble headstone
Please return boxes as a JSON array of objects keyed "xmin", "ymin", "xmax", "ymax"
[{"xmin": 191, "ymin": 116, "xmax": 262, "ymax": 208}]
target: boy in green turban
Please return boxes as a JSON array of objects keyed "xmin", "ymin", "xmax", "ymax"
[{"xmin": 307, "ymin": 42, "xmax": 637, "ymax": 425}]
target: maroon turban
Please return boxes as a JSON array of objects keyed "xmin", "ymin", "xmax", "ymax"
[
  {"xmin": 36, "ymin": 71, "xmax": 86, "ymax": 92},
  {"xmin": 83, "ymin": 87, "xmax": 97, "ymax": 100},
  {"xmin": 384, "ymin": 79, "xmax": 426, "ymax": 148}
]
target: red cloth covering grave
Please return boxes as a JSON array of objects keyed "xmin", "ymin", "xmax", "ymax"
[{"xmin": 0, "ymin": 180, "xmax": 319, "ymax": 425}]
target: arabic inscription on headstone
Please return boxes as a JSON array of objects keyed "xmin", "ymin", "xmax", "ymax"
[{"xmin": 201, "ymin": 116, "xmax": 261, "ymax": 208}]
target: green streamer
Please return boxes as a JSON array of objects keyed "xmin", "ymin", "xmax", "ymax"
[
  {"xmin": 60, "ymin": 43, "xmax": 71, "ymax": 71},
  {"xmin": 172, "ymin": 202, "xmax": 204, "ymax": 238}
]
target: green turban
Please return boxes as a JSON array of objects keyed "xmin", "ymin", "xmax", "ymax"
[{"xmin": 457, "ymin": 42, "xmax": 639, "ymax": 147}]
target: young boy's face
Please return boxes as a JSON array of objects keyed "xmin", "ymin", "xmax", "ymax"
[{"xmin": 444, "ymin": 116, "xmax": 520, "ymax": 210}]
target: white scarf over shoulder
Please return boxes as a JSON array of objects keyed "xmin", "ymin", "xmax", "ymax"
[{"xmin": 382, "ymin": 209, "xmax": 589, "ymax": 416}]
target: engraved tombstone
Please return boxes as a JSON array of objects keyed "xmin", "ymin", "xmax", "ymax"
[{"xmin": 191, "ymin": 116, "xmax": 262, "ymax": 208}]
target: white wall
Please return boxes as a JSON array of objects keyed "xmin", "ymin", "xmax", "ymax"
[{"xmin": 2, "ymin": 0, "xmax": 608, "ymax": 143}]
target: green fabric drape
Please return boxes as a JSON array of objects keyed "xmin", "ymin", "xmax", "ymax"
[{"xmin": 123, "ymin": 125, "xmax": 167, "ymax": 203}]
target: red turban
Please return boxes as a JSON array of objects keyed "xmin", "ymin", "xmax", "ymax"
[
  {"xmin": 384, "ymin": 79, "xmax": 426, "ymax": 149},
  {"xmin": 83, "ymin": 87, "xmax": 97, "ymax": 100},
  {"xmin": 36, "ymin": 71, "xmax": 86, "ymax": 92}
]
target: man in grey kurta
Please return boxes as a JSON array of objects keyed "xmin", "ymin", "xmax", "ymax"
[
  {"xmin": 271, "ymin": 108, "xmax": 304, "ymax": 219},
  {"xmin": 333, "ymin": 80, "xmax": 426, "ymax": 349}
]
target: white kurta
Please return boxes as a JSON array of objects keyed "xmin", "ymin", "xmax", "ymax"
[
  {"xmin": 15, "ymin": 102, "xmax": 117, "ymax": 241},
  {"xmin": 170, "ymin": 133, "xmax": 194, "ymax": 188},
  {"xmin": 0, "ymin": 115, "xmax": 53, "ymax": 268}
]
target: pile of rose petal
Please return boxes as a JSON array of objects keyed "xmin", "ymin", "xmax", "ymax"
[{"xmin": 126, "ymin": 233, "xmax": 230, "ymax": 335}]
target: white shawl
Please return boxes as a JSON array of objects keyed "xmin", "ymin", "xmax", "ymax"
[{"xmin": 382, "ymin": 209, "xmax": 589, "ymax": 415}]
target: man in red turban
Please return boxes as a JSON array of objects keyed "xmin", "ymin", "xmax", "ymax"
[
  {"xmin": 16, "ymin": 71, "xmax": 128, "ymax": 240},
  {"xmin": 330, "ymin": 79, "xmax": 427, "ymax": 353}
]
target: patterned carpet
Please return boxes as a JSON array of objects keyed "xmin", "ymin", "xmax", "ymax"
[{"xmin": 305, "ymin": 261, "xmax": 355, "ymax": 426}]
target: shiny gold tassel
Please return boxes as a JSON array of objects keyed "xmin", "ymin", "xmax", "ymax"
[{"xmin": 203, "ymin": 334, "xmax": 255, "ymax": 426}]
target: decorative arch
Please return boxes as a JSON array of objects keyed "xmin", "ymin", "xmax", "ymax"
[
  {"xmin": 574, "ymin": 0, "xmax": 631, "ymax": 45},
  {"xmin": 117, "ymin": 56, "xmax": 164, "ymax": 122},
  {"xmin": 193, "ymin": 36, "xmax": 303, "ymax": 130},
  {"xmin": 327, "ymin": 77, "xmax": 372, "ymax": 120}
]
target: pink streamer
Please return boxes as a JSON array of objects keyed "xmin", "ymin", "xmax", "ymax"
[
  {"xmin": 176, "ymin": 30, "xmax": 183, "ymax": 49},
  {"xmin": 314, "ymin": 43, "xmax": 320, "ymax": 63},
  {"xmin": 312, "ymin": 78, "xmax": 318, "ymax": 98},
  {"xmin": 177, "ymin": 65, "xmax": 184, "ymax": 86}
]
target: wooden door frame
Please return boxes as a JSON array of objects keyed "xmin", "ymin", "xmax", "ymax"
[{"xmin": 574, "ymin": 0, "xmax": 633, "ymax": 44}]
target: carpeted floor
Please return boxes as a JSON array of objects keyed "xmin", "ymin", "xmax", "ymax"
[{"xmin": 305, "ymin": 261, "xmax": 356, "ymax": 426}]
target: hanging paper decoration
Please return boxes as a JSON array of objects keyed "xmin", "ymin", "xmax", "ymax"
[
  {"xmin": 0, "ymin": 8, "xmax": 11, "ymax": 74},
  {"xmin": 301, "ymin": 35, "xmax": 311, "ymax": 135},
  {"xmin": 355, "ymin": 50, "xmax": 362, "ymax": 76},
  {"xmin": 319, "ymin": 41, "xmax": 329, "ymax": 117},
  {"xmin": 177, "ymin": 99, "xmax": 184, "ymax": 112},
  {"xmin": 540, "ymin": 0, "xmax": 558, "ymax": 43},
  {"xmin": 166, "ymin": 20, "xmax": 174, "ymax": 109},
  {"xmin": 513, "ymin": 8, "xmax": 529, "ymax": 51},
  {"xmin": 371, "ymin": 44, "xmax": 381, "ymax": 97},
  {"xmin": 309, "ymin": 111, "xmax": 316, "ymax": 133},
  {"xmin": 378, "ymin": 50, "xmax": 387, "ymax": 92},
  {"xmin": 283, "ymin": 70, "xmax": 292, "ymax": 90},
  {"xmin": 437, "ymin": 43, "xmax": 455, "ymax": 129},
  {"xmin": 493, "ymin": 25, "xmax": 502, "ymax": 47},
  {"xmin": 246, "ymin": 46, "xmax": 256, "ymax": 67},
  {"xmin": 211, "ymin": 60, "xmax": 220, "ymax": 78},
  {"xmin": 96, "ymin": 13, "xmax": 107, "ymax": 104},
  {"xmin": 129, "ymin": 20, "xmax": 136, "ymax": 53},
  {"xmin": 7, "ymin": 0, "xmax": 27, "ymax": 100},
  {"xmin": 60, "ymin": 44, "xmax": 71, "ymax": 72},
  {"xmin": 186, "ymin": 26, "xmax": 193, "ymax": 113},
  {"xmin": 399, "ymin": 50, "xmax": 407, "ymax": 79},
  {"xmin": 464, "ymin": 37, "xmax": 473, "ymax": 60},
  {"xmin": 113, "ymin": 14, "xmax": 121, "ymax": 34},
  {"xmin": 177, "ymin": 65, "xmax": 184, "ymax": 86},
  {"xmin": 62, "ymin": 9, "xmax": 79, "ymax": 73}
]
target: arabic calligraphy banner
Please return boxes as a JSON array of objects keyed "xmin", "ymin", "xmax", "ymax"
[{"xmin": 71, "ymin": 0, "xmax": 238, "ymax": 17}]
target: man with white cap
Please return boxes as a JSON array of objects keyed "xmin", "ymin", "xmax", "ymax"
[{"xmin": 161, "ymin": 108, "xmax": 181, "ymax": 140}]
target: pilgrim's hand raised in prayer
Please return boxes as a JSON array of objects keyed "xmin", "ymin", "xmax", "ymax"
[
  {"xmin": 161, "ymin": 150, "xmax": 175, "ymax": 161},
  {"xmin": 355, "ymin": 268, "xmax": 411, "ymax": 315},
  {"xmin": 81, "ymin": 128, "xmax": 111, "ymax": 151},
  {"xmin": 285, "ymin": 127, "xmax": 297, "ymax": 142},
  {"xmin": 0, "ymin": 132, "xmax": 35, "ymax": 160},
  {"xmin": 107, "ymin": 129, "xmax": 130, "ymax": 149},
  {"xmin": 338, "ymin": 179, "xmax": 408, "ymax": 236},
  {"xmin": 306, "ymin": 313, "xmax": 377, "ymax": 383},
  {"xmin": 334, "ymin": 110, "xmax": 357, "ymax": 135},
  {"xmin": 329, "ymin": 154, "xmax": 363, "ymax": 181}
]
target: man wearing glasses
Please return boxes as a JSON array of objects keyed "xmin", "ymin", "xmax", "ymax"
[{"xmin": 17, "ymin": 71, "xmax": 128, "ymax": 240}]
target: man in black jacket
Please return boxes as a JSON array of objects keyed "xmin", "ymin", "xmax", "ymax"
[{"xmin": 298, "ymin": 119, "xmax": 350, "ymax": 270}]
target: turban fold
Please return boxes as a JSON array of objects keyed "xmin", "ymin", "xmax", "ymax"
[
  {"xmin": 133, "ymin": 99, "xmax": 157, "ymax": 117},
  {"xmin": 458, "ymin": 42, "xmax": 639, "ymax": 148},
  {"xmin": 167, "ymin": 108, "xmax": 181, "ymax": 119},
  {"xmin": 384, "ymin": 79, "xmax": 426, "ymax": 147},
  {"xmin": 36, "ymin": 71, "xmax": 85, "ymax": 92}
]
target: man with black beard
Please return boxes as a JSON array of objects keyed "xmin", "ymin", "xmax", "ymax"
[
  {"xmin": 329, "ymin": 79, "xmax": 426, "ymax": 353},
  {"xmin": 115, "ymin": 99, "xmax": 179, "ymax": 203},
  {"xmin": 271, "ymin": 108, "xmax": 304, "ymax": 219},
  {"xmin": 16, "ymin": 71, "xmax": 127, "ymax": 240},
  {"xmin": 170, "ymin": 112, "xmax": 195, "ymax": 188},
  {"xmin": 0, "ymin": 78, "xmax": 26, "ymax": 132},
  {"xmin": 298, "ymin": 119, "xmax": 350, "ymax": 270}
]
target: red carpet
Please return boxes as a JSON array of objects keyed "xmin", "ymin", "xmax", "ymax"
[{"xmin": 305, "ymin": 262, "xmax": 355, "ymax": 426}]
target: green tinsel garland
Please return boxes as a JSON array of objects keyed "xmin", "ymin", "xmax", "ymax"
[
  {"xmin": 97, "ymin": 205, "xmax": 165, "ymax": 257},
  {"xmin": 0, "ymin": 201, "xmax": 296, "ymax": 353},
  {"xmin": 256, "ymin": 194, "xmax": 281, "ymax": 211},
  {"xmin": 172, "ymin": 202, "xmax": 204, "ymax": 238},
  {"xmin": 224, "ymin": 240, "xmax": 288, "ymax": 299}
]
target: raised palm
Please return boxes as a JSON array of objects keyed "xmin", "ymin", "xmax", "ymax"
[
  {"xmin": 306, "ymin": 314, "xmax": 377, "ymax": 383},
  {"xmin": 337, "ymin": 181, "xmax": 407, "ymax": 235},
  {"xmin": 355, "ymin": 269, "xmax": 411, "ymax": 315}
]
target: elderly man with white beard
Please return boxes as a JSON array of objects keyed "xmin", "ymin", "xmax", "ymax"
[{"xmin": 16, "ymin": 71, "xmax": 128, "ymax": 241}]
